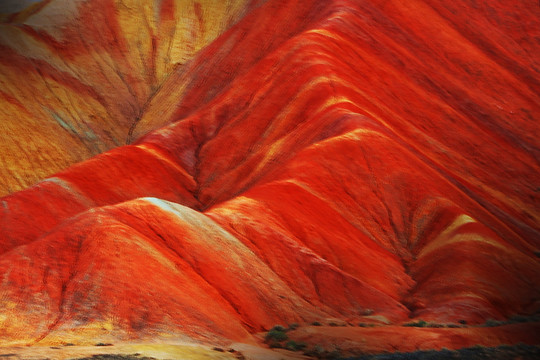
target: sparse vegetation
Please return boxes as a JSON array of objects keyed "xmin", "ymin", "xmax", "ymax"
[
  {"xmin": 403, "ymin": 319, "xmax": 428, "ymax": 327},
  {"xmin": 509, "ymin": 314, "xmax": 530, "ymax": 323},
  {"xmin": 264, "ymin": 324, "xmax": 289, "ymax": 348},
  {"xmin": 264, "ymin": 324, "xmax": 306, "ymax": 352},
  {"xmin": 285, "ymin": 340, "xmax": 307, "ymax": 351},
  {"xmin": 357, "ymin": 323, "xmax": 375, "ymax": 327},
  {"xmin": 400, "ymin": 314, "xmax": 540, "ymax": 329},
  {"xmin": 483, "ymin": 318, "xmax": 501, "ymax": 327},
  {"xmin": 481, "ymin": 313, "xmax": 540, "ymax": 327},
  {"xmin": 402, "ymin": 313, "xmax": 540, "ymax": 329},
  {"xmin": 327, "ymin": 320, "xmax": 347, "ymax": 327},
  {"xmin": 340, "ymin": 344, "xmax": 540, "ymax": 359},
  {"xmin": 260, "ymin": 317, "xmax": 540, "ymax": 359},
  {"xmin": 265, "ymin": 327, "xmax": 288, "ymax": 342}
]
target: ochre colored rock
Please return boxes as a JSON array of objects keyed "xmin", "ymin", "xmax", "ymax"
[
  {"xmin": 0, "ymin": 0, "xmax": 539, "ymax": 351},
  {"xmin": 0, "ymin": 0, "xmax": 261, "ymax": 195}
]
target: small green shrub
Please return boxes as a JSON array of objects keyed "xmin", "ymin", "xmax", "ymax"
[
  {"xmin": 265, "ymin": 328, "xmax": 288, "ymax": 342},
  {"xmin": 285, "ymin": 340, "xmax": 306, "ymax": 351},
  {"xmin": 403, "ymin": 319, "xmax": 428, "ymax": 327},
  {"xmin": 311, "ymin": 321, "xmax": 322, "ymax": 326},
  {"xmin": 429, "ymin": 323, "xmax": 445, "ymax": 328},
  {"xmin": 446, "ymin": 323, "xmax": 461, "ymax": 328}
]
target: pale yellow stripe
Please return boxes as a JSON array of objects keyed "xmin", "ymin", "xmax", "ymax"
[{"xmin": 418, "ymin": 214, "xmax": 507, "ymax": 258}]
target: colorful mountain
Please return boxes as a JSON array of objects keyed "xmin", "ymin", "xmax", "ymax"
[{"xmin": 0, "ymin": 0, "xmax": 539, "ymax": 356}]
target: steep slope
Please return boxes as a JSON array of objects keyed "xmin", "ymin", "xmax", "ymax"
[
  {"xmin": 1, "ymin": 0, "xmax": 539, "ymax": 351},
  {"xmin": 0, "ymin": 0, "xmax": 262, "ymax": 195}
]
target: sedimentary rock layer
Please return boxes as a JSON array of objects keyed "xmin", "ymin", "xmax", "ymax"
[{"xmin": 0, "ymin": 0, "xmax": 539, "ymax": 347}]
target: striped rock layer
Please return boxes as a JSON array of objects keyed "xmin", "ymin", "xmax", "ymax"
[{"xmin": 0, "ymin": 0, "xmax": 539, "ymax": 347}]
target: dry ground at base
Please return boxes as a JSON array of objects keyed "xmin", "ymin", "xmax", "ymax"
[
  {"xmin": 0, "ymin": 342, "xmax": 309, "ymax": 360},
  {"xmin": 1, "ymin": 322, "xmax": 538, "ymax": 360}
]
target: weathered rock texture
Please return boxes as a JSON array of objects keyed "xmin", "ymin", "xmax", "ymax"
[
  {"xmin": 0, "ymin": 0, "xmax": 262, "ymax": 194},
  {"xmin": 0, "ymin": 0, "xmax": 539, "ymax": 349}
]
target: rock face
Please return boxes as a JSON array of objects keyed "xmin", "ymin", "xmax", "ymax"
[
  {"xmin": 0, "ymin": 0, "xmax": 261, "ymax": 195},
  {"xmin": 1, "ymin": 0, "xmax": 539, "ymax": 348}
]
